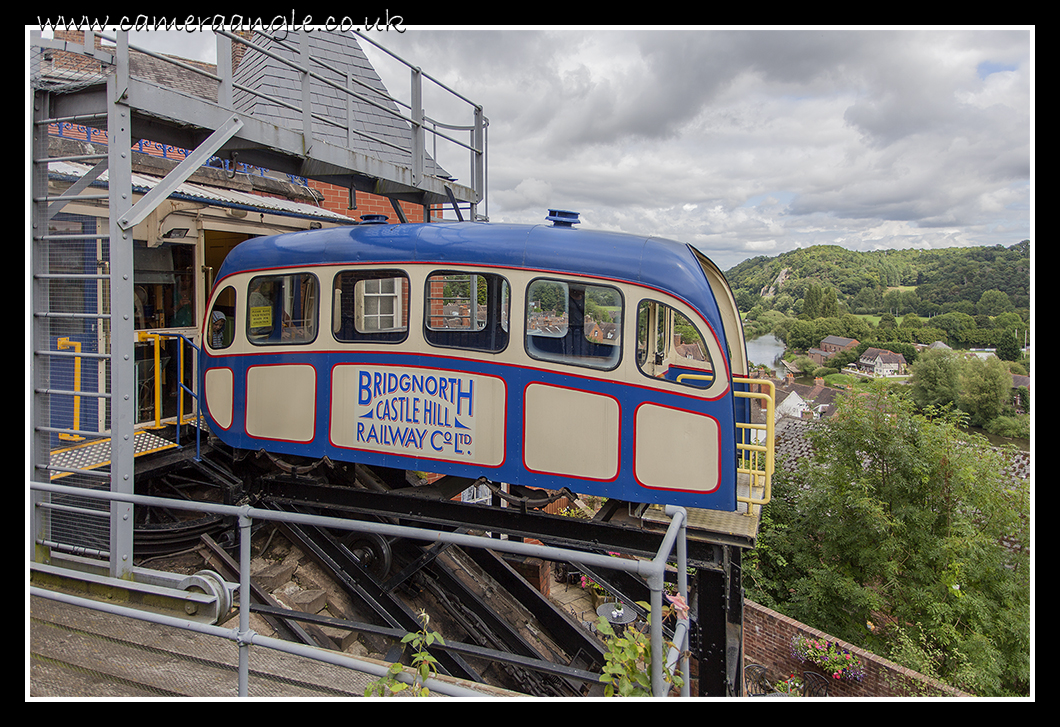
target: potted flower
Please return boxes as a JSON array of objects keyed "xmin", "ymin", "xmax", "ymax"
[
  {"xmin": 775, "ymin": 673, "xmax": 802, "ymax": 696},
  {"xmin": 790, "ymin": 634, "xmax": 865, "ymax": 682},
  {"xmin": 580, "ymin": 575, "xmax": 610, "ymax": 609}
]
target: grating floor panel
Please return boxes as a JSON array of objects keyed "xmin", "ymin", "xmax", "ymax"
[{"xmin": 49, "ymin": 430, "xmax": 179, "ymax": 480}]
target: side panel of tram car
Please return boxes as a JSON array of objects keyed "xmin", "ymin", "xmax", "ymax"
[{"xmin": 201, "ymin": 222, "xmax": 743, "ymax": 511}]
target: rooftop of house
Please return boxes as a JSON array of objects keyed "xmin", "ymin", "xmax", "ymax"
[
  {"xmin": 820, "ymin": 335, "xmax": 858, "ymax": 348},
  {"xmin": 860, "ymin": 347, "xmax": 907, "ymax": 364}
]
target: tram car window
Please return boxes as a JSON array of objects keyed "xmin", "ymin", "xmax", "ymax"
[
  {"xmin": 525, "ymin": 279, "xmax": 622, "ymax": 371},
  {"xmin": 637, "ymin": 300, "xmax": 714, "ymax": 388},
  {"xmin": 247, "ymin": 273, "xmax": 318, "ymax": 344},
  {"xmin": 425, "ymin": 271, "xmax": 510, "ymax": 352},
  {"xmin": 208, "ymin": 286, "xmax": 236, "ymax": 350},
  {"xmin": 332, "ymin": 270, "xmax": 409, "ymax": 343}
]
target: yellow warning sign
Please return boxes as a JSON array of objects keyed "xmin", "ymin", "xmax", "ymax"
[{"xmin": 249, "ymin": 306, "xmax": 272, "ymax": 328}]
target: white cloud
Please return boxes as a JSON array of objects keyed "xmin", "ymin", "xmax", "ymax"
[{"xmin": 120, "ymin": 26, "xmax": 1033, "ymax": 271}]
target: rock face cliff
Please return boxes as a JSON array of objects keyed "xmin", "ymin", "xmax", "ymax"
[{"xmin": 759, "ymin": 267, "xmax": 791, "ymax": 298}]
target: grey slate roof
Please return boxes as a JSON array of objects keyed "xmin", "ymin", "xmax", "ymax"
[{"xmin": 232, "ymin": 31, "xmax": 449, "ymax": 178}]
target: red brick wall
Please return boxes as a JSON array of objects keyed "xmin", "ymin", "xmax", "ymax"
[
  {"xmin": 309, "ymin": 179, "xmax": 441, "ymax": 223},
  {"xmin": 744, "ymin": 601, "xmax": 970, "ymax": 697}
]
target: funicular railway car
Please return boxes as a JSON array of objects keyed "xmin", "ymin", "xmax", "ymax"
[{"xmin": 200, "ymin": 211, "xmax": 760, "ymax": 512}]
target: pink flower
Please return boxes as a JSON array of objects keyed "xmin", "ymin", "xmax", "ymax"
[{"xmin": 666, "ymin": 593, "xmax": 690, "ymax": 619}]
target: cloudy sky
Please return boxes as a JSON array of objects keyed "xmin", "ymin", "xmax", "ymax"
[{"xmin": 121, "ymin": 26, "xmax": 1032, "ymax": 272}]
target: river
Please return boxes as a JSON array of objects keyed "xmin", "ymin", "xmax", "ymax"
[{"xmin": 744, "ymin": 333, "xmax": 788, "ymax": 375}]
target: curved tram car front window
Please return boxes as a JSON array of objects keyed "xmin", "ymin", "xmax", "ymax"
[{"xmin": 201, "ymin": 217, "xmax": 756, "ymax": 513}]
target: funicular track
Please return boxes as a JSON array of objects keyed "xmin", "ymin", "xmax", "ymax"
[
  {"xmin": 128, "ymin": 435, "xmax": 243, "ymax": 557},
  {"xmin": 255, "ymin": 483, "xmax": 608, "ymax": 696},
  {"xmin": 125, "ymin": 440, "xmax": 701, "ymax": 696},
  {"xmin": 243, "ymin": 462, "xmax": 711, "ymax": 697}
]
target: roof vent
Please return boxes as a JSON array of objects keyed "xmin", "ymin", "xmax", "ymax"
[
  {"xmin": 358, "ymin": 214, "xmax": 389, "ymax": 225},
  {"xmin": 546, "ymin": 209, "xmax": 580, "ymax": 228}
]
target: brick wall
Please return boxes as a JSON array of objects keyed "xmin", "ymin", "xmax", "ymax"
[
  {"xmin": 744, "ymin": 600, "xmax": 970, "ymax": 697},
  {"xmin": 309, "ymin": 179, "xmax": 441, "ymax": 223}
]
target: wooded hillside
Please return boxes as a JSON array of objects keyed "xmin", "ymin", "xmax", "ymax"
[{"xmin": 724, "ymin": 240, "xmax": 1030, "ymax": 318}]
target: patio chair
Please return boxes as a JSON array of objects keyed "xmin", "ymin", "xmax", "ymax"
[
  {"xmin": 744, "ymin": 663, "xmax": 772, "ymax": 696},
  {"xmin": 802, "ymin": 670, "xmax": 830, "ymax": 697}
]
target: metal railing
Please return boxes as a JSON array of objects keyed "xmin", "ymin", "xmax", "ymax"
[
  {"xmin": 30, "ymin": 28, "xmax": 486, "ymax": 215},
  {"xmin": 30, "ymin": 480, "xmax": 691, "ymax": 698},
  {"xmin": 674, "ymin": 374, "xmax": 775, "ymax": 514},
  {"xmin": 135, "ymin": 331, "xmax": 204, "ymax": 455},
  {"xmin": 734, "ymin": 376, "xmax": 775, "ymax": 514}
]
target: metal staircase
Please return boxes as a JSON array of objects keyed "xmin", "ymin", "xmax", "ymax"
[{"xmin": 29, "ymin": 28, "xmax": 487, "ymax": 577}]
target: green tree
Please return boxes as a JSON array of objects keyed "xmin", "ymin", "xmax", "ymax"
[
  {"xmin": 932, "ymin": 311, "xmax": 976, "ymax": 346},
  {"xmin": 883, "ymin": 289, "xmax": 902, "ymax": 315},
  {"xmin": 900, "ymin": 313, "xmax": 922, "ymax": 329},
  {"xmin": 840, "ymin": 313, "xmax": 871, "ymax": 341},
  {"xmin": 820, "ymin": 286, "xmax": 839, "ymax": 318},
  {"xmin": 977, "ymin": 289, "xmax": 1014, "ymax": 317},
  {"xmin": 960, "ymin": 355, "xmax": 1011, "ymax": 427},
  {"xmin": 802, "ymin": 283, "xmax": 822, "ymax": 320},
  {"xmin": 910, "ymin": 348, "xmax": 962, "ymax": 410},
  {"xmin": 852, "ymin": 286, "xmax": 881, "ymax": 314},
  {"xmin": 995, "ymin": 330, "xmax": 1021, "ymax": 361},
  {"xmin": 786, "ymin": 319, "xmax": 817, "ymax": 351},
  {"xmin": 735, "ymin": 289, "xmax": 759, "ymax": 313},
  {"xmin": 747, "ymin": 386, "xmax": 1030, "ymax": 695}
]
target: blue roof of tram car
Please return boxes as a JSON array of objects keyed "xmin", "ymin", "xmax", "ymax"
[{"xmin": 216, "ymin": 221, "xmax": 728, "ymax": 344}]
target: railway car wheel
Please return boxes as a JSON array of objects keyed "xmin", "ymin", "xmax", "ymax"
[{"xmin": 343, "ymin": 532, "xmax": 393, "ymax": 580}]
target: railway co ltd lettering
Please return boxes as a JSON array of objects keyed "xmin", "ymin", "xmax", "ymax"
[{"xmin": 353, "ymin": 368, "xmax": 476, "ymax": 458}]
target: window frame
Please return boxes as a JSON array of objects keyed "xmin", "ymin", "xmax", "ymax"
[
  {"xmin": 207, "ymin": 285, "xmax": 236, "ymax": 351},
  {"xmin": 423, "ymin": 270, "xmax": 511, "ymax": 353},
  {"xmin": 635, "ymin": 297, "xmax": 715, "ymax": 389},
  {"xmin": 524, "ymin": 276, "xmax": 624, "ymax": 371},
  {"xmin": 331, "ymin": 269, "xmax": 409, "ymax": 344},
  {"xmin": 245, "ymin": 272, "xmax": 320, "ymax": 346}
]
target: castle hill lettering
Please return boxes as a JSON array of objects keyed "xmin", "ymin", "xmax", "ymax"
[{"xmin": 353, "ymin": 368, "xmax": 476, "ymax": 458}]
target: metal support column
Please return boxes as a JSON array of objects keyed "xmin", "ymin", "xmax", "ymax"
[
  {"xmin": 29, "ymin": 87, "xmax": 52, "ymax": 560},
  {"xmin": 411, "ymin": 66, "xmax": 424, "ymax": 188},
  {"xmin": 693, "ymin": 546, "xmax": 744, "ymax": 696},
  {"xmin": 106, "ymin": 44, "xmax": 136, "ymax": 578},
  {"xmin": 472, "ymin": 104, "xmax": 485, "ymax": 221}
]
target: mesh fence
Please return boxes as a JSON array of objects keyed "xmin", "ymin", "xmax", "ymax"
[{"xmin": 34, "ymin": 208, "xmax": 113, "ymax": 558}]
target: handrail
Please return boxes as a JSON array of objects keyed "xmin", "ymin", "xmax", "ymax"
[
  {"xmin": 675, "ymin": 373, "xmax": 775, "ymax": 515},
  {"xmin": 32, "ymin": 29, "xmax": 485, "ymax": 210},
  {"xmin": 55, "ymin": 337, "xmax": 85, "ymax": 442},
  {"xmin": 135, "ymin": 331, "xmax": 202, "ymax": 459},
  {"xmin": 734, "ymin": 376, "xmax": 775, "ymax": 514},
  {"xmin": 31, "ymin": 479, "xmax": 691, "ymax": 697}
]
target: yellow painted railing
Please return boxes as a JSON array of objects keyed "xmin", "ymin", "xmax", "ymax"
[
  {"xmin": 675, "ymin": 373, "xmax": 775, "ymax": 515},
  {"xmin": 733, "ymin": 376, "xmax": 774, "ymax": 515},
  {"xmin": 136, "ymin": 332, "xmax": 197, "ymax": 429},
  {"xmin": 56, "ymin": 337, "xmax": 85, "ymax": 441}
]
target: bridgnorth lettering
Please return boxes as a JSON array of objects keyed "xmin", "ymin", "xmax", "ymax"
[{"xmin": 354, "ymin": 367, "xmax": 477, "ymax": 458}]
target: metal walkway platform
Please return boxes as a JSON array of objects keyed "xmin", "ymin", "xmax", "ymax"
[
  {"xmin": 30, "ymin": 594, "xmax": 370, "ymax": 697},
  {"xmin": 49, "ymin": 429, "xmax": 181, "ymax": 480},
  {"xmin": 29, "ymin": 595, "xmax": 513, "ymax": 699}
]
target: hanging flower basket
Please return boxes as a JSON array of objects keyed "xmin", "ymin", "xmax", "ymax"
[{"xmin": 791, "ymin": 635, "xmax": 865, "ymax": 682}]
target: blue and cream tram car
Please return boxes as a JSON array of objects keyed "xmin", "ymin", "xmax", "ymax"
[{"xmin": 200, "ymin": 212, "xmax": 756, "ymax": 512}]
